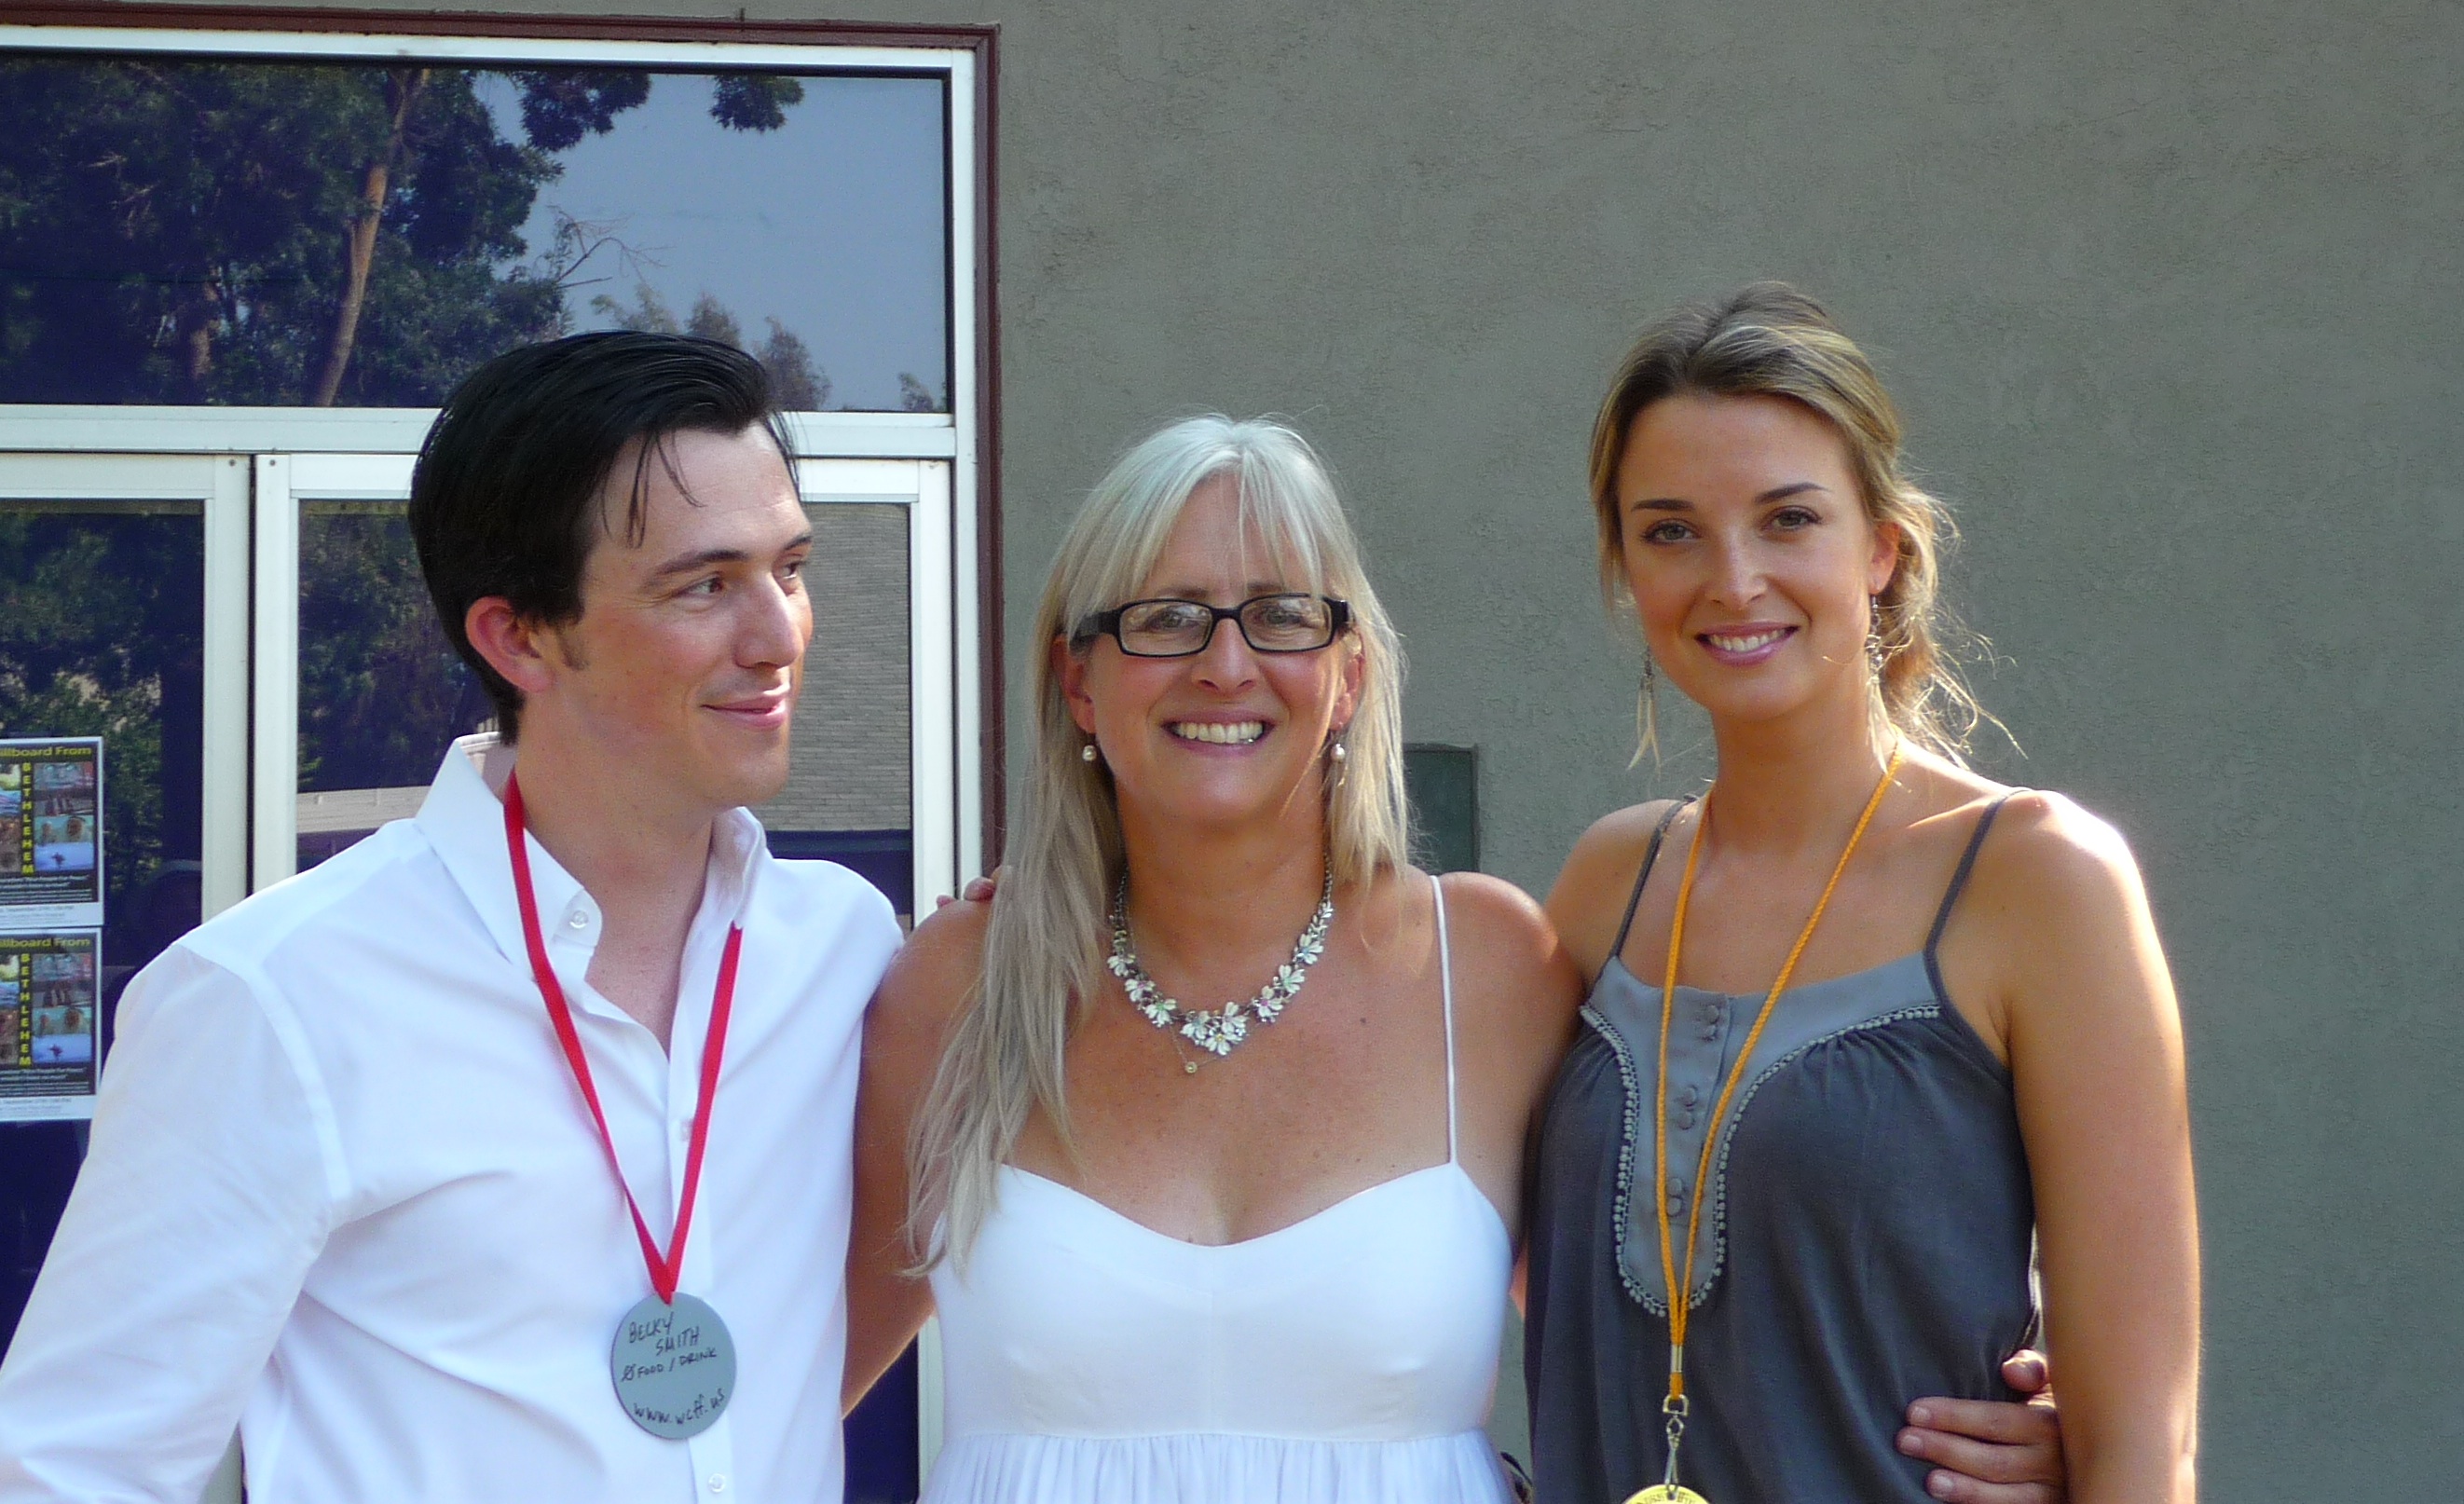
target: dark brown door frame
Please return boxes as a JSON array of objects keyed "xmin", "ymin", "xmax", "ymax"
[{"xmin": 3, "ymin": 2, "xmax": 1008, "ymax": 860}]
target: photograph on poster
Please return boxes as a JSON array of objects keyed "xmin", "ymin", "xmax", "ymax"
[
  {"xmin": 0, "ymin": 739, "xmax": 104, "ymax": 928},
  {"xmin": 0, "ymin": 932, "xmax": 101, "ymax": 1118}
]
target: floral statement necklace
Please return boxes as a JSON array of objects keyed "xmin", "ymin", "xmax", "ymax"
[{"xmin": 1106, "ymin": 866, "xmax": 1335, "ymax": 1072}]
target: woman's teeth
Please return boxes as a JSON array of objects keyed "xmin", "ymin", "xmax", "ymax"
[
  {"xmin": 1170, "ymin": 720, "xmax": 1265, "ymax": 745},
  {"xmin": 1704, "ymin": 629, "xmax": 1789, "ymax": 653}
]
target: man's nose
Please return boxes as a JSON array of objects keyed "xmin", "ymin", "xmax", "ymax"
[{"xmin": 740, "ymin": 571, "xmax": 811, "ymax": 667}]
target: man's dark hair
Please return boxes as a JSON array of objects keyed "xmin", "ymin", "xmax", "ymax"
[{"xmin": 409, "ymin": 331, "xmax": 796, "ymax": 741}]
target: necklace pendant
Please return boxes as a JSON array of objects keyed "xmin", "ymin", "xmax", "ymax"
[
  {"xmin": 1622, "ymin": 1489, "xmax": 1709, "ymax": 1504},
  {"xmin": 1184, "ymin": 1060, "xmax": 1198, "ymax": 1074}
]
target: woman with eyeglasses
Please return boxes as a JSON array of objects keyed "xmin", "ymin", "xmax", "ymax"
[
  {"xmin": 846, "ymin": 416, "xmax": 1558, "ymax": 1501},
  {"xmin": 841, "ymin": 411, "xmax": 2078, "ymax": 1503},
  {"xmin": 1524, "ymin": 284, "xmax": 2198, "ymax": 1504}
]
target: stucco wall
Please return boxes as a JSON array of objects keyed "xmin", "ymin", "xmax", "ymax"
[{"xmin": 157, "ymin": 0, "xmax": 2464, "ymax": 1491}]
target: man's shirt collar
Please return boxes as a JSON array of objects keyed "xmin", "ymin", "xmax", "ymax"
[{"xmin": 414, "ymin": 732, "xmax": 766, "ymax": 972}]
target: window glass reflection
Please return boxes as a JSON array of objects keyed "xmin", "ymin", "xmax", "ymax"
[
  {"xmin": 0, "ymin": 499, "xmax": 205, "ymax": 1351},
  {"xmin": 295, "ymin": 502, "xmax": 486, "ymax": 869},
  {"xmin": 0, "ymin": 57, "xmax": 947, "ymax": 411}
]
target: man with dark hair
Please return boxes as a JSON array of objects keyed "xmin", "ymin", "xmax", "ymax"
[{"xmin": 0, "ymin": 334, "xmax": 901, "ymax": 1502}]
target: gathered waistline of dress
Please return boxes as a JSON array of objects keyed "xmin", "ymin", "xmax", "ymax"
[{"xmin": 924, "ymin": 1427, "xmax": 1514, "ymax": 1504}]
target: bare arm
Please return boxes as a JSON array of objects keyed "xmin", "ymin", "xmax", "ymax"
[
  {"xmin": 1437, "ymin": 872, "xmax": 1584, "ymax": 1248},
  {"xmin": 1986, "ymin": 794, "xmax": 2200, "ymax": 1503},
  {"xmin": 842, "ymin": 897, "xmax": 988, "ymax": 1414}
]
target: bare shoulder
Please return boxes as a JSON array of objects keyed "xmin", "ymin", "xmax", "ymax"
[
  {"xmin": 1545, "ymin": 797, "xmax": 1689, "ymax": 978},
  {"xmin": 1433, "ymin": 868, "xmax": 1583, "ymax": 1035},
  {"xmin": 1557, "ymin": 799, "xmax": 1689, "ymax": 883},
  {"xmin": 866, "ymin": 895, "xmax": 990, "ymax": 1062},
  {"xmin": 1432, "ymin": 869, "xmax": 1558, "ymax": 963},
  {"xmin": 1954, "ymin": 787, "xmax": 2178, "ymax": 1040},
  {"xmin": 1969, "ymin": 788, "xmax": 2151, "ymax": 928}
]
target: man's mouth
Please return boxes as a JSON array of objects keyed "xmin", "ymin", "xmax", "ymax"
[{"xmin": 708, "ymin": 689, "xmax": 793, "ymax": 727}]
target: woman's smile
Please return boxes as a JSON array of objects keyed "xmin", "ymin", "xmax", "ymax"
[
  {"xmin": 1695, "ymin": 622, "xmax": 1798, "ymax": 666},
  {"xmin": 1167, "ymin": 718, "xmax": 1269, "ymax": 746}
]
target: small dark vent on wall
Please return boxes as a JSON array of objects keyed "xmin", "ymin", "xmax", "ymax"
[{"xmin": 1404, "ymin": 744, "xmax": 1478, "ymax": 875}]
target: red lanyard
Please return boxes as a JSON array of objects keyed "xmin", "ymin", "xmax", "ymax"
[{"xmin": 504, "ymin": 773, "xmax": 742, "ymax": 1305}]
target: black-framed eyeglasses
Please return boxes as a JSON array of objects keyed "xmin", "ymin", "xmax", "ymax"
[{"xmin": 1075, "ymin": 593, "xmax": 1352, "ymax": 658}]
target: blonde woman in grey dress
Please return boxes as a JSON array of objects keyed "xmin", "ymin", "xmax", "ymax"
[{"xmin": 1526, "ymin": 284, "xmax": 2198, "ymax": 1503}]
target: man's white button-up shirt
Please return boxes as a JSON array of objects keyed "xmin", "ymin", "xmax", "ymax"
[{"xmin": 0, "ymin": 737, "xmax": 902, "ymax": 1503}]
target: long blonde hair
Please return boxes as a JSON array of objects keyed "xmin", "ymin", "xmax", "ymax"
[
  {"xmin": 910, "ymin": 416, "xmax": 1412, "ymax": 1265},
  {"xmin": 1588, "ymin": 281, "xmax": 1991, "ymax": 759}
]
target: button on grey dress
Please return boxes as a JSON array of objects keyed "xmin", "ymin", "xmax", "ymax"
[{"xmin": 1525, "ymin": 797, "xmax": 2038, "ymax": 1504}]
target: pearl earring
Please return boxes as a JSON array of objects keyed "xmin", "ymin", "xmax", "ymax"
[
  {"xmin": 1081, "ymin": 743, "xmax": 1098, "ymax": 763},
  {"xmin": 1330, "ymin": 742, "xmax": 1348, "ymax": 763}
]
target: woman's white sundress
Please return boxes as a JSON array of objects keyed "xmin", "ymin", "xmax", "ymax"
[{"xmin": 924, "ymin": 876, "xmax": 1516, "ymax": 1503}]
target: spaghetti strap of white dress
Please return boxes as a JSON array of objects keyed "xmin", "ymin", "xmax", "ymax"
[{"xmin": 924, "ymin": 873, "xmax": 1516, "ymax": 1503}]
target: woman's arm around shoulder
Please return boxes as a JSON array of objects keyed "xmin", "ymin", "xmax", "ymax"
[
  {"xmin": 1543, "ymin": 799, "xmax": 1687, "ymax": 983},
  {"xmin": 842, "ymin": 894, "xmax": 989, "ymax": 1415},
  {"xmin": 1972, "ymin": 790, "xmax": 2199, "ymax": 1504}
]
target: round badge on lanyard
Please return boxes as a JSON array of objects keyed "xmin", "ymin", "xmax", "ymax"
[
  {"xmin": 505, "ymin": 773, "xmax": 745, "ymax": 1441},
  {"xmin": 612, "ymin": 1291, "xmax": 738, "ymax": 1439}
]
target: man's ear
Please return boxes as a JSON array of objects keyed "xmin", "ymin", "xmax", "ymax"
[
  {"xmin": 465, "ymin": 597, "xmax": 561, "ymax": 699},
  {"xmin": 1052, "ymin": 635, "xmax": 1099, "ymax": 736}
]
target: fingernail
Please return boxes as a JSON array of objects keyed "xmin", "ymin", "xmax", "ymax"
[
  {"xmin": 1907, "ymin": 1403, "xmax": 1932, "ymax": 1426},
  {"xmin": 1896, "ymin": 1429, "xmax": 1921, "ymax": 1455},
  {"xmin": 1927, "ymin": 1473, "xmax": 1955, "ymax": 1499}
]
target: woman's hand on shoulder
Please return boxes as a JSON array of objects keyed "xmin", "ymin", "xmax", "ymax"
[
  {"xmin": 873, "ymin": 888, "xmax": 992, "ymax": 1057},
  {"xmin": 1543, "ymin": 799, "xmax": 1686, "ymax": 982}
]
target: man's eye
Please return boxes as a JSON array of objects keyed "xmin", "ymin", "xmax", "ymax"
[{"xmin": 685, "ymin": 576, "xmax": 725, "ymax": 596}]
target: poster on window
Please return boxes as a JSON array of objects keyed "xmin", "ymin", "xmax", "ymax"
[
  {"xmin": 0, "ymin": 738, "xmax": 103, "ymax": 929},
  {"xmin": 0, "ymin": 930, "xmax": 101, "ymax": 1120}
]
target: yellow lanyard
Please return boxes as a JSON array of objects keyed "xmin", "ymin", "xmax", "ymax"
[{"xmin": 1639, "ymin": 745, "xmax": 1903, "ymax": 1504}]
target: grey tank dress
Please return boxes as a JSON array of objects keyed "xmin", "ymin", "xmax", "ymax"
[{"xmin": 1525, "ymin": 796, "xmax": 2038, "ymax": 1504}]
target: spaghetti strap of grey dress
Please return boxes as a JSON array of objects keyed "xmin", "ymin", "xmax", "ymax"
[{"xmin": 1524, "ymin": 795, "xmax": 2039, "ymax": 1504}]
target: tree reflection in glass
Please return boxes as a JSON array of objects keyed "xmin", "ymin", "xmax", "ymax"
[
  {"xmin": 0, "ymin": 502, "xmax": 203, "ymax": 965},
  {"xmin": 294, "ymin": 502, "xmax": 486, "ymax": 869},
  {"xmin": 0, "ymin": 56, "xmax": 946, "ymax": 410}
]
